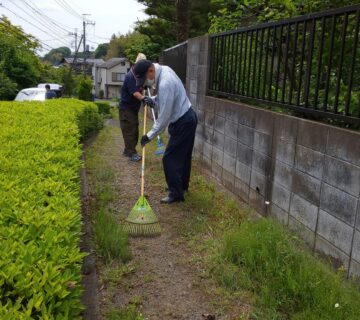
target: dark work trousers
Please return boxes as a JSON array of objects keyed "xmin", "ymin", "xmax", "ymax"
[
  {"xmin": 163, "ymin": 107, "xmax": 198, "ymax": 200},
  {"xmin": 119, "ymin": 108, "xmax": 139, "ymax": 156}
]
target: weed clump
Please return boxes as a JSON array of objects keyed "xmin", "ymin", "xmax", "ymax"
[{"xmin": 223, "ymin": 219, "xmax": 360, "ymax": 319}]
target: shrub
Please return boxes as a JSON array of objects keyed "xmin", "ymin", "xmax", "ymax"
[
  {"xmin": 0, "ymin": 99, "xmax": 102, "ymax": 319},
  {"xmin": 99, "ymin": 89, "xmax": 105, "ymax": 99},
  {"xmin": 95, "ymin": 101, "xmax": 111, "ymax": 116},
  {"xmin": 76, "ymin": 77, "xmax": 93, "ymax": 101},
  {"xmin": 223, "ymin": 219, "xmax": 360, "ymax": 319}
]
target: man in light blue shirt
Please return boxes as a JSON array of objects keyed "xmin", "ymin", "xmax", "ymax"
[{"xmin": 134, "ymin": 60, "xmax": 198, "ymax": 204}]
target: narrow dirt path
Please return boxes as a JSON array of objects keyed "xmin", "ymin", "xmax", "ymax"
[{"xmin": 100, "ymin": 119, "xmax": 227, "ymax": 319}]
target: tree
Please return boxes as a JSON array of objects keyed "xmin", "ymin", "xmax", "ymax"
[
  {"xmin": 94, "ymin": 43, "xmax": 109, "ymax": 59},
  {"xmin": 0, "ymin": 16, "xmax": 42, "ymax": 100},
  {"xmin": 208, "ymin": 0, "xmax": 360, "ymax": 33},
  {"xmin": 43, "ymin": 47, "xmax": 71, "ymax": 64},
  {"xmin": 176, "ymin": 0, "xmax": 189, "ymax": 43},
  {"xmin": 135, "ymin": 0, "xmax": 219, "ymax": 58}
]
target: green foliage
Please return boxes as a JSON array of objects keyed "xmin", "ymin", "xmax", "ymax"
[
  {"xmin": 43, "ymin": 47, "xmax": 71, "ymax": 64},
  {"xmin": 135, "ymin": 0, "xmax": 219, "ymax": 59},
  {"xmin": 0, "ymin": 16, "xmax": 42, "ymax": 100},
  {"xmin": 106, "ymin": 304, "xmax": 144, "ymax": 320},
  {"xmin": 85, "ymin": 126, "xmax": 131, "ymax": 264},
  {"xmin": 75, "ymin": 76, "xmax": 93, "ymax": 101},
  {"xmin": 75, "ymin": 100, "xmax": 103, "ymax": 139},
  {"xmin": 99, "ymin": 89, "xmax": 105, "ymax": 99},
  {"xmin": 95, "ymin": 101, "xmax": 111, "ymax": 115},
  {"xmin": 222, "ymin": 219, "xmax": 360, "ymax": 319},
  {"xmin": 95, "ymin": 43, "xmax": 110, "ymax": 59},
  {"xmin": 209, "ymin": 0, "xmax": 360, "ymax": 33},
  {"xmin": 0, "ymin": 99, "xmax": 103, "ymax": 319},
  {"xmin": 94, "ymin": 208, "xmax": 132, "ymax": 264}
]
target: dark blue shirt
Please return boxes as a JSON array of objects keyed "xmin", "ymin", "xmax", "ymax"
[
  {"xmin": 45, "ymin": 90, "xmax": 56, "ymax": 99},
  {"xmin": 120, "ymin": 68, "xmax": 142, "ymax": 112}
]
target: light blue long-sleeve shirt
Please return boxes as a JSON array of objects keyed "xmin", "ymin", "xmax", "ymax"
[{"xmin": 147, "ymin": 64, "xmax": 191, "ymax": 140}]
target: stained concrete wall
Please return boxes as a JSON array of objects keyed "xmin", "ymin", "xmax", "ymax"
[{"xmin": 186, "ymin": 35, "xmax": 360, "ymax": 277}]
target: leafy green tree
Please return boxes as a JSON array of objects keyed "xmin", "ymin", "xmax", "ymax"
[
  {"xmin": 208, "ymin": 0, "xmax": 360, "ymax": 33},
  {"xmin": 43, "ymin": 46, "xmax": 71, "ymax": 64},
  {"xmin": 94, "ymin": 43, "xmax": 109, "ymax": 59},
  {"xmin": 135, "ymin": 0, "xmax": 219, "ymax": 57},
  {"xmin": 0, "ymin": 16, "xmax": 42, "ymax": 100}
]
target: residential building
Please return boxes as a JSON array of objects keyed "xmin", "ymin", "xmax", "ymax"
[{"xmin": 93, "ymin": 58, "xmax": 130, "ymax": 99}]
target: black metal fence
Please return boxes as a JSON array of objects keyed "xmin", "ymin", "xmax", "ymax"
[
  {"xmin": 162, "ymin": 41, "xmax": 188, "ymax": 85},
  {"xmin": 208, "ymin": 5, "xmax": 360, "ymax": 124}
]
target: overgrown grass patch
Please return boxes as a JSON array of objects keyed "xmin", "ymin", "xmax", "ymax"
[
  {"xmin": 222, "ymin": 219, "xmax": 360, "ymax": 319},
  {"xmin": 85, "ymin": 126, "xmax": 131, "ymax": 264}
]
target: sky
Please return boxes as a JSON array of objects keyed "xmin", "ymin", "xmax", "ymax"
[{"xmin": 0, "ymin": 0, "xmax": 147, "ymax": 54}]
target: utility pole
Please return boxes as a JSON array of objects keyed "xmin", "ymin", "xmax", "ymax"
[
  {"xmin": 68, "ymin": 28, "xmax": 78, "ymax": 52},
  {"xmin": 82, "ymin": 14, "xmax": 95, "ymax": 76}
]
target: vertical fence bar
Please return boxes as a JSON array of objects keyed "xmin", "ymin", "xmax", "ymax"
[
  {"xmin": 304, "ymin": 19, "xmax": 316, "ymax": 108},
  {"xmin": 323, "ymin": 15, "xmax": 336, "ymax": 111},
  {"xmin": 252, "ymin": 29, "xmax": 259, "ymax": 97},
  {"xmin": 208, "ymin": 37, "xmax": 214, "ymax": 91},
  {"xmin": 219, "ymin": 35, "xmax": 226, "ymax": 92},
  {"xmin": 345, "ymin": 10, "xmax": 360, "ymax": 115},
  {"xmin": 289, "ymin": 22, "xmax": 299, "ymax": 104},
  {"xmin": 229, "ymin": 33, "xmax": 236, "ymax": 93},
  {"xmin": 281, "ymin": 23, "xmax": 291, "ymax": 103},
  {"xmin": 237, "ymin": 32, "xmax": 244, "ymax": 94},
  {"xmin": 226, "ymin": 34, "xmax": 232, "ymax": 93},
  {"xmin": 247, "ymin": 30, "xmax": 254, "ymax": 95},
  {"xmin": 274, "ymin": 24, "xmax": 283, "ymax": 102},
  {"xmin": 233, "ymin": 33, "xmax": 240, "ymax": 95},
  {"xmin": 268, "ymin": 26, "xmax": 277, "ymax": 100},
  {"xmin": 263, "ymin": 27, "xmax": 271, "ymax": 99},
  {"xmin": 297, "ymin": 20, "xmax": 307, "ymax": 106},
  {"xmin": 257, "ymin": 28, "xmax": 265, "ymax": 98},
  {"xmin": 242, "ymin": 31, "xmax": 249, "ymax": 95},
  {"xmin": 314, "ymin": 17, "xmax": 326, "ymax": 109},
  {"xmin": 334, "ymin": 13, "xmax": 349, "ymax": 113}
]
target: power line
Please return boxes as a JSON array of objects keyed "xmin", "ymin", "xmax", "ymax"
[
  {"xmin": 0, "ymin": 17, "xmax": 55, "ymax": 51},
  {"xmin": 10, "ymin": 1, "xmax": 69, "ymax": 39},
  {"xmin": 53, "ymin": 0, "xmax": 82, "ymax": 20},
  {"xmin": 21, "ymin": 0, "xmax": 73, "ymax": 34},
  {"xmin": 1, "ymin": 4, "xmax": 68, "ymax": 49}
]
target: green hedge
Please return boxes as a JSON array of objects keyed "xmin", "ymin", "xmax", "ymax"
[
  {"xmin": 94, "ymin": 101, "xmax": 111, "ymax": 116},
  {"xmin": 0, "ymin": 99, "xmax": 102, "ymax": 319}
]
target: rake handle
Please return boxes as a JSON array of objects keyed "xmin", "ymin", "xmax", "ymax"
[{"xmin": 141, "ymin": 104, "xmax": 147, "ymax": 198}]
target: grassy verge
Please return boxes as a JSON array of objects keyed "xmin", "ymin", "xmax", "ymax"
[
  {"xmin": 143, "ymin": 121, "xmax": 360, "ymax": 319},
  {"xmin": 85, "ymin": 123, "xmax": 145, "ymax": 319},
  {"xmin": 85, "ymin": 126, "xmax": 131, "ymax": 264}
]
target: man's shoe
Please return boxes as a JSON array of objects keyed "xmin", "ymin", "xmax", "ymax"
[
  {"xmin": 160, "ymin": 196, "xmax": 184, "ymax": 204},
  {"xmin": 130, "ymin": 153, "xmax": 141, "ymax": 162}
]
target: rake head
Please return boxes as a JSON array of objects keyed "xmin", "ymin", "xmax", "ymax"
[
  {"xmin": 154, "ymin": 138, "xmax": 165, "ymax": 156},
  {"xmin": 124, "ymin": 196, "xmax": 161, "ymax": 237}
]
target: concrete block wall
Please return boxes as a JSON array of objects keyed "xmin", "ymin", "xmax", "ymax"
[{"xmin": 186, "ymin": 35, "xmax": 360, "ymax": 277}]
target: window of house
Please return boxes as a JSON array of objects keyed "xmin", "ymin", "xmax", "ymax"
[{"xmin": 112, "ymin": 73, "xmax": 125, "ymax": 82}]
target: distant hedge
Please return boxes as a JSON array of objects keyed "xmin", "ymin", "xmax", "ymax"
[{"xmin": 0, "ymin": 99, "xmax": 102, "ymax": 319}]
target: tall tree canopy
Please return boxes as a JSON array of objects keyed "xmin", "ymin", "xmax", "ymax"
[
  {"xmin": 43, "ymin": 47, "xmax": 71, "ymax": 64},
  {"xmin": 135, "ymin": 0, "xmax": 219, "ymax": 56},
  {"xmin": 0, "ymin": 16, "xmax": 42, "ymax": 99}
]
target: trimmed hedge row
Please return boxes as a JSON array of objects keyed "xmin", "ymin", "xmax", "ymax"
[{"xmin": 0, "ymin": 99, "xmax": 102, "ymax": 319}]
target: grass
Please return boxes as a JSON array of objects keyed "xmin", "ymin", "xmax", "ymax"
[
  {"xmin": 146, "ymin": 146, "xmax": 360, "ymax": 319},
  {"xmin": 85, "ymin": 126, "xmax": 131, "ymax": 263},
  {"xmin": 222, "ymin": 219, "xmax": 360, "ymax": 319},
  {"xmin": 106, "ymin": 304, "xmax": 144, "ymax": 320}
]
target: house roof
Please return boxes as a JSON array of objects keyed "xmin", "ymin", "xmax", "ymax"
[
  {"xmin": 99, "ymin": 58, "xmax": 128, "ymax": 69},
  {"xmin": 64, "ymin": 58, "xmax": 104, "ymax": 65}
]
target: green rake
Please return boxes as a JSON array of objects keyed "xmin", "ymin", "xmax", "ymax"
[{"xmin": 124, "ymin": 104, "xmax": 161, "ymax": 237}]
